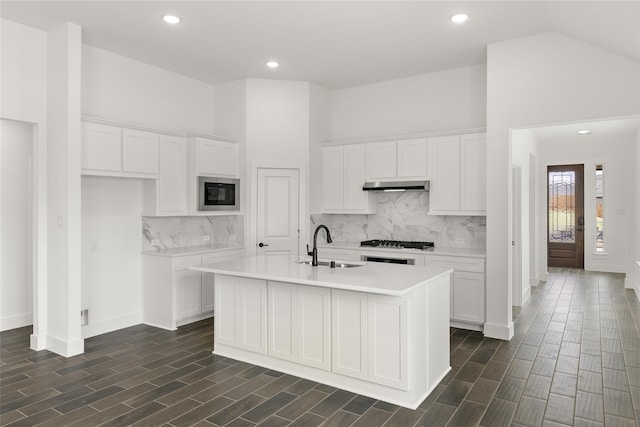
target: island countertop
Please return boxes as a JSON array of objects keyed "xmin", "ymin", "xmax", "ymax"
[{"xmin": 191, "ymin": 254, "xmax": 452, "ymax": 296}]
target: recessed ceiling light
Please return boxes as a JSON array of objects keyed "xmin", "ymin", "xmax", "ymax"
[
  {"xmin": 163, "ymin": 15, "xmax": 181, "ymax": 24},
  {"xmin": 578, "ymin": 129, "xmax": 591, "ymax": 135},
  {"xmin": 450, "ymin": 13, "xmax": 469, "ymax": 24},
  {"xmin": 266, "ymin": 61, "xmax": 280, "ymax": 69}
]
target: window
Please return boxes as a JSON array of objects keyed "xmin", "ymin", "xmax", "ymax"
[{"xmin": 596, "ymin": 164, "xmax": 604, "ymax": 252}]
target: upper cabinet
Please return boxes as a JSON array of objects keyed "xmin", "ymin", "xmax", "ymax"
[
  {"xmin": 428, "ymin": 133, "xmax": 486, "ymax": 215},
  {"xmin": 143, "ymin": 134, "xmax": 188, "ymax": 216},
  {"xmin": 82, "ymin": 121, "xmax": 159, "ymax": 177},
  {"xmin": 189, "ymin": 136, "xmax": 239, "ymax": 178},
  {"xmin": 366, "ymin": 138, "xmax": 428, "ymax": 181},
  {"xmin": 321, "ymin": 144, "xmax": 376, "ymax": 214}
]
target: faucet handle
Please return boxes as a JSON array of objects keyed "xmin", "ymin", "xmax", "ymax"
[{"xmin": 306, "ymin": 244, "xmax": 313, "ymax": 256}]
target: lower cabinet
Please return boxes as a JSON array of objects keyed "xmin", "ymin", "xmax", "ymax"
[
  {"xmin": 175, "ymin": 269, "xmax": 202, "ymax": 321},
  {"xmin": 332, "ymin": 289, "xmax": 408, "ymax": 390}
]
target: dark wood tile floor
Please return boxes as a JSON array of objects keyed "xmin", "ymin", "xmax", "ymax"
[{"xmin": 2, "ymin": 269, "xmax": 639, "ymax": 426}]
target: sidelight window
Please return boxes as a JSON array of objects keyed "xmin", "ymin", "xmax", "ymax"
[{"xmin": 596, "ymin": 164, "xmax": 604, "ymax": 253}]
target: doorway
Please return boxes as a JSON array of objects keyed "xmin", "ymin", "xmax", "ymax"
[
  {"xmin": 512, "ymin": 166, "xmax": 522, "ymax": 306},
  {"xmin": 547, "ymin": 164, "xmax": 584, "ymax": 268},
  {"xmin": 255, "ymin": 167, "xmax": 301, "ymax": 256}
]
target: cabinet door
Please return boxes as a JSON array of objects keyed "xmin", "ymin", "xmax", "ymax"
[
  {"xmin": 217, "ymin": 142, "xmax": 239, "ymax": 177},
  {"xmin": 175, "ymin": 270, "xmax": 202, "ymax": 321},
  {"xmin": 298, "ymin": 286, "xmax": 331, "ymax": 370},
  {"xmin": 367, "ymin": 142, "xmax": 396, "ymax": 181},
  {"xmin": 321, "ymin": 146, "xmax": 344, "ymax": 210},
  {"xmin": 235, "ymin": 277, "xmax": 267, "ymax": 354},
  {"xmin": 397, "ymin": 138, "xmax": 428, "ymax": 179},
  {"xmin": 331, "ymin": 290, "xmax": 368, "ymax": 380},
  {"xmin": 460, "ymin": 133, "xmax": 487, "ymax": 212},
  {"xmin": 452, "ymin": 271, "xmax": 485, "ymax": 324},
  {"xmin": 122, "ymin": 129, "xmax": 159, "ymax": 174},
  {"xmin": 267, "ymin": 282, "xmax": 298, "ymax": 362},
  {"xmin": 368, "ymin": 294, "xmax": 408, "ymax": 390},
  {"xmin": 343, "ymin": 144, "xmax": 368, "ymax": 211},
  {"xmin": 429, "ymin": 136, "xmax": 461, "ymax": 211},
  {"xmin": 216, "ymin": 275, "xmax": 238, "ymax": 346},
  {"xmin": 198, "ymin": 138, "xmax": 220, "ymax": 175},
  {"xmin": 158, "ymin": 135, "xmax": 187, "ymax": 214},
  {"xmin": 81, "ymin": 122, "xmax": 122, "ymax": 172}
]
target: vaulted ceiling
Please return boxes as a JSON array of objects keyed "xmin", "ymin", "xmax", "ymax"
[{"xmin": 2, "ymin": 1, "xmax": 639, "ymax": 90}]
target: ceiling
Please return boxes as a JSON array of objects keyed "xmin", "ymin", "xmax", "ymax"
[{"xmin": 1, "ymin": 1, "xmax": 639, "ymax": 90}]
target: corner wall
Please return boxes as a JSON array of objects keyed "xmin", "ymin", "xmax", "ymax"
[{"xmin": 486, "ymin": 32, "xmax": 640, "ymax": 340}]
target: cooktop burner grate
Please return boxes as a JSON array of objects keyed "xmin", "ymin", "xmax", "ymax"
[{"xmin": 360, "ymin": 239, "xmax": 435, "ymax": 250}]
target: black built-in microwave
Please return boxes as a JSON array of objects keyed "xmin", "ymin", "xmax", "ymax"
[{"xmin": 198, "ymin": 176, "xmax": 240, "ymax": 211}]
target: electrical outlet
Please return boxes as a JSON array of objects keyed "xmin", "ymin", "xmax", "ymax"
[
  {"xmin": 455, "ymin": 237, "xmax": 465, "ymax": 244},
  {"xmin": 80, "ymin": 309, "xmax": 88, "ymax": 326},
  {"xmin": 151, "ymin": 239, "xmax": 161, "ymax": 246},
  {"xmin": 202, "ymin": 235, "xmax": 211, "ymax": 242},
  {"xmin": 229, "ymin": 235, "xmax": 237, "ymax": 242}
]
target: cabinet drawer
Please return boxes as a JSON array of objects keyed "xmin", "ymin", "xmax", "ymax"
[
  {"xmin": 175, "ymin": 256, "xmax": 202, "ymax": 271},
  {"xmin": 424, "ymin": 255, "xmax": 485, "ymax": 273}
]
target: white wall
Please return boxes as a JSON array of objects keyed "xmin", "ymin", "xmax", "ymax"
[
  {"xmin": 1, "ymin": 120, "xmax": 33, "ymax": 330},
  {"xmin": 486, "ymin": 32, "xmax": 640, "ymax": 339},
  {"xmin": 81, "ymin": 177, "xmax": 143, "ymax": 338},
  {"xmin": 330, "ymin": 64, "xmax": 486, "ymax": 141},
  {"xmin": 635, "ymin": 129, "xmax": 640, "ymax": 299},
  {"xmin": 82, "ymin": 45, "xmax": 216, "ymax": 134},
  {"xmin": 309, "ymin": 84, "xmax": 332, "ymax": 215},
  {"xmin": 536, "ymin": 131, "xmax": 635, "ymax": 275}
]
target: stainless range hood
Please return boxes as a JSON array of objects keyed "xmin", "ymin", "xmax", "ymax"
[{"xmin": 362, "ymin": 180, "xmax": 430, "ymax": 192}]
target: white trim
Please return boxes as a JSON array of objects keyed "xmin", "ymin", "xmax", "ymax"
[
  {"xmin": 327, "ymin": 127, "xmax": 486, "ymax": 146},
  {"xmin": 46, "ymin": 334, "xmax": 84, "ymax": 358},
  {"xmin": 483, "ymin": 321, "xmax": 514, "ymax": 341},
  {"xmin": 0, "ymin": 313, "xmax": 33, "ymax": 332},
  {"xmin": 81, "ymin": 312, "xmax": 143, "ymax": 339}
]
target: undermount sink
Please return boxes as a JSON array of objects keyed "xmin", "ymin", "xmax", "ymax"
[{"xmin": 295, "ymin": 260, "xmax": 364, "ymax": 268}]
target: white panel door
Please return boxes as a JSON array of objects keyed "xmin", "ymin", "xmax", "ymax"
[
  {"xmin": 397, "ymin": 138, "xmax": 428, "ymax": 179},
  {"xmin": 331, "ymin": 290, "xmax": 368, "ymax": 380},
  {"xmin": 453, "ymin": 271, "xmax": 485, "ymax": 324},
  {"xmin": 321, "ymin": 146, "xmax": 344, "ymax": 211},
  {"xmin": 460, "ymin": 133, "xmax": 487, "ymax": 212},
  {"xmin": 343, "ymin": 144, "xmax": 368, "ymax": 211},
  {"xmin": 368, "ymin": 294, "xmax": 408, "ymax": 390},
  {"xmin": 235, "ymin": 277, "xmax": 267, "ymax": 354},
  {"xmin": 158, "ymin": 135, "xmax": 187, "ymax": 214},
  {"xmin": 298, "ymin": 286, "xmax": 331, "ymax": 370},
  {"xmin": 215, "ymin": 275, "xmax": 237, "ymax": 346},
  {"xmin": 81, "ymin": 122, "xmax": 121, "ymax": 172},
  {"xmin": 267, "ymin": 282, "xmax": 298, "ymax": 362},
  {"xmin": 429, "ymin": 135, "xmax": 461, "ymax": 211},
  {"xmin": 175, "ymin": 270, "xmax": 202, "ymax": 321},
  {"xmin": 256, "ymin": 168, "xmax": 300, "ymax": 256},
  {"xmin": 366, "ymin": 142, "xmax": 397, "ymax": 181},
  {"xmin": 122, "ymin": 129, "xmax": 159, "ymax": 174}
]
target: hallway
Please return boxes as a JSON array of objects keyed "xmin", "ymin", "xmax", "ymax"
[{"xmin": 1, "ymin": 269, "xmax": 639, "ymax": 426}]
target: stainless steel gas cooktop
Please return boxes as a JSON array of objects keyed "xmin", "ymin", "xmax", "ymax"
[{"xmin": 360, "ymin": 239, "xmax": 435, "ymax": 250}]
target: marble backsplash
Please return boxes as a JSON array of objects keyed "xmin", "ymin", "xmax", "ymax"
[
  {"xmin": 142, "ymin": 215, "xmax": 243, "ymax": 250},
  {"xmin": 311, "ymin": 192, "xmax": 486, "ymax": 249}
]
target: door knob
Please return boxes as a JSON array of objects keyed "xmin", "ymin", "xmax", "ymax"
[{"xmin": 258, "ymin": 242, "xmax": 269, "ymax": 247}]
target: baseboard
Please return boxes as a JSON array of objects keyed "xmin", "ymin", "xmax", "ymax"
[
  {"xmin": 47, "ymin": 334, "xmax": 84, "ymax": 357},
  {"xmin": 81, "ymin": 312, "xmax": 143, "ymax": 339},
  {"xmin": 521, "ymin": 286, "xmax": 531, "ymax": 306},
  {"xmin": 450, "ymin": 320, "xmax": 483, "ymax": 332},
  {"xmin": 530, "ymin": 276, "xmax": 540, "ymax": 287},
  {"xmin": 0, "ymin": 313, "xmax": 32, "ymax": 332},
  {"xmin": 30, "ymin": 333, "xmax": 46, "ymax": 351},
  {"xmin": 483, "ymin": 321, "xmax": 514, "ymax": 341}
]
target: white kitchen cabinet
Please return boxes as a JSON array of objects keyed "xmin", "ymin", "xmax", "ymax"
[
  {"xmin": 189, "ymin": 136, "xmax": 239, "ymax": 178},
  {"xmin": 321, "ymin": 144, "xmax": 376, "ymax": 214},
  {"xmin": 366, "ymin": 138, "xmax": 428, "ymax": 182},
  {"xmin": 267, "ymin": 282, "xmax": 331, "ymax": 370},
  {"xmin": 142, "ymin": 248, "xmax": 244, "ymax": 330},
  {"xmin": 423, "ymin": 253, "xmax": 486, "ymax": 329},
  {"xmin": 142, "ymin": 134, "xmax": 188, "ymax": 216},
  {"xmin": 368, "ymin": 294, "xmax": 408, "ymax": 390},
  {"xmin": 332, "ymin": 290, "xmax": 368, "ymax": 380},
  {"xmin": 81, "ymin": 121, "xmax": 159, "ymax": 178},
  {"xmin": 122, "ymin": 129, "xmax": 159, "ymax": 174},
  {"xmin": 81, "ymin": 122, "xmax": 122, "ymax": 172},
  {"xmin": 216, "ymin": 275, "xmax": 267, "ymax": 354},
  {"xmin": 428, "ymin": 133, "xmax": 486, "ymax": 215}
]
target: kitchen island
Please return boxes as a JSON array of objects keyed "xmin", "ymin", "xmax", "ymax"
[{"xmin": 191, "ymin": 254, "xmax": 452, "ymax": 409}]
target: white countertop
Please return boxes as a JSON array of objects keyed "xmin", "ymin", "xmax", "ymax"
[
  {"xmin": 191, "ymin": 254, "xmax": 452, "ymax": 296},
  {"xmin": 320, "ymin": 242, "xmax": 486, "ymax": 258},
  {"xmin": 141, "ymin": 243, "xmax": 243, "ymax": 258}
]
